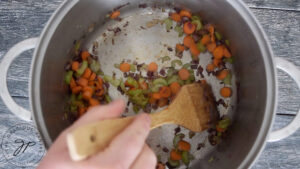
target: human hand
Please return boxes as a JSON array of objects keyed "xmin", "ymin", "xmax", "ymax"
[{"xmin": 37, "ymin": 99, "xmax": 156, "ymax": 169}]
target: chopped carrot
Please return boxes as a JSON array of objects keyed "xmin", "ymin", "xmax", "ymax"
[
  {"xmin": 178, "ymin": 140, "xmax": 191, "ymax": 151},
  {"xmin": 213, "ymin": 46, "xmax": 224, "ymax": 60},
  {"xmin": 170, "ymin": 82, "xmax": 181, "ymax": 95},
  {"xmin": 206, "ymin": 63, "xmax": 215, "ymax": 72},
  {"xmin": 159, "ymin": 86, "xmax": 171, "ymax": 98},
  {"xmin": 170, "ymin": 13, "xmax": 181, "ymax": 22},
  {"xmin": 213, "ymin": 58, "xmax": 222, "ymax": 67},
  {"xmin": 125, "ymin": 80, "xmax": 134, "ymax": 88},
  {"xmin": 217, "ymin": 69, "xmax": 229, "ymax": 80},
  {"xmin": 140, "ymin": 82, "xmax": 148, "ymax": 90},
  {"xmin": 152, "ymin": 92, "xmax": 161, "ymax": 100},
  {"xmin": 178, "ymin": 68, "xmax": 190, "ymax": 80},
  {"xmin": 82, "ymin": 68, "xmax": 92, "ymax": 79},
  {"xmin": 83, "ymin": 86, "xmax": 94, "ymax": 94},
  {"xmin": 179, "ymin": 9, "xmax": 191, "ymax": 18},
  {"xmin": 170, "ymin": 149, "xmax": 182, "ymax": 161},
  {"xmin": 190, "ymin": 44, "xmax": 200, "ymax": 58},
  {"xmin": 78, "ymin": 107, "xmax": 86, "ymax": 117},
  {"xmin": 176, "ymin": 44, "xmax": 185, "ymax": 52},
  {"xmin": 110, "ymin": 10, "xmax": 120, "ymax": 19},
  {"xmin": 119, "ymin": 62, "xmax": 131, "ymax": 72},
  {"xmin": 89, "ymin": 73, "xmax": 96, "ymax": 81},
  {"xmin": 149, "ymin": 95, "xmax": 157, "ymax": 104},
  {"xmin": 82, "ymin": 91, "xmax": 92, "ymax": 100},
  {"xmin": 216, "ymin": 125, "xmax": 226, "ymax": 132},
  {"xmin": 70, "ymin": 78, "xmax": 76, "ymax": 89},
  {"xmin": 220, "ymin": 87, "xmax": 232, "ymax": 98},
  {"xmin": 206, "ymin": 42, "xmax": 216, "ymax": 52},
  {"xmin": 77, "ymin": 78, "xmax": 88, "ymax": 87},
  {"xmin": 98, "ymin": 77, "xmax": 103, "ymax": 86},
  {"xmin": 183, "ymin": 35, "xmax": 195, "ymax": 48},
  {"xmin": 201, "ymin": 35, "xmax": 210, "ymax": 45},
  {"xmin": 183, "ymin": 22, "xmax": 196, "ymax": 34},
  {"xmin": 89, "ymin": 98, "xmax": 100, "ymax": 106},
  {"xmin": 71, "ymin": 86, "xmax": 82, "ymax": 94},
  {"xmin": 223, "ymin": 47, "xmax": 232, "ymax": 58},
  {"xmin": 81, "ymin": 51, "xmax": 90, "ymax": 60},
  {"xmin": 88, "ymin": 80, "xmax": 95, "ymax": 86},
  {"xmin": 207, "ymin": 25, "xmax": 215, "ymax": 35},
  {"xmin": 148, "ymin": 62, "xmax": 158, "ymax": 72},
  {"xmin": 158, "ymin": 98, "xmax": 168, "ymax": 107},
  {"xmin": 95, "ymin": 89, "xmax": 104, "ymax": 96},
  {"xmin": 71, "ymin": 61, "xmax": 80, "ymax": 71}
]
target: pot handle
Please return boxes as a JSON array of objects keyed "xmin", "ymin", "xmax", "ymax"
[
  {"xmin": 0, "ymin": 38, "xmax": 38, "ymax": 121},
  {"xmin": 268, "ymin": 57, "xmax": 300, "ymax": 142}
]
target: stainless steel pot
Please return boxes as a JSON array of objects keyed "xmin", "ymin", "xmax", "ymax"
[{"xmin": 1, "ymin": 0, "xmax": 300, "ymax": 168}]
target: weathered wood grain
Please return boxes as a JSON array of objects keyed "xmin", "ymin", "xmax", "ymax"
[{"xmin": 244, "ymin": 0, "xmax": 300, "ymax": 11}]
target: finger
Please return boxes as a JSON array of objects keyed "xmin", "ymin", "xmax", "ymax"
[
  {"xmin": 71, "ymin": 99, "xmax": 125, "ymax": 129},
  {"xmin": 99, "ymin": 113, "xmax": 151, "ymax": 169},
  {"xmin": 131, "ymin": 145, "xmax": 157, "ymax": 169}
]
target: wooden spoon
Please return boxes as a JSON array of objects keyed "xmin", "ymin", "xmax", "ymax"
[{"xmin": 67, "ymin": 83, "xmax": 218, "ymax": 161}]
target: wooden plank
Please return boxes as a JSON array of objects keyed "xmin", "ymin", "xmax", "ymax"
[
  {"xmin": 252, "ymin": 115, "xmax": 300, "ymax": 169},
  {"xmin": 243, "ymin": 0, "xmax": 300, "ymax": 11}
]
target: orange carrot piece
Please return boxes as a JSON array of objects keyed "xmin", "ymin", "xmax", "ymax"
[
  {"xmin": 170, "ymin": 82, "xmax": 181, "ymax": 95},
  {"xmin": 88, "ymin": 81, "xmax": 95, "ymax": 86},
  {"xmin": 190, "ymin": 44, "xmax": 200, "ymax": 58},
  {"xmin": 71, "ymin": 61, "xmax": 80, "ymax": 71},
  {"xmin": 82, "ymin": 91, "xmax": 92, "ymax": 100},
  {"xmin": 216, "ymin": 125, "xmax": 226, "ymax": 132},
  {"xmin": 213, "ymin": 58, "xmax": 222, "ymax": 67},
  {"xmin": 170, "ymin": 13, "xmax": 181, "ymax": 22},
  {"xmin": 206, "ymin": 63, "xmax": 215, "ymax": 72},
  {"xmin": 179, "ymin": 9, "xmax": 191, "ymax": 18},
  {"xmin": 158, "ymin": 98, "xmax": 168, "ymax": 107},
  {"xmin": 152, "ymin": 92, "xmax": 161, "ymax": 100},
  {"xmin": 178, "ymin": 68, "xmax": 190, "ymax": 80},
  {"xmin": 183, "ymin": 22, "xmax": 196, "ymax": 34},
  {"xmin": 78, "ymin": 107, "xmax": 86, "ymax": 117},
  {"xmin": 110, "ymin": 10, "xmax": 120, "ymax": 19},
  {"xmin": 95, "ymin": 89, "xmax": 104, "ymax": 96},
  {"xmin": 98, "ymin": 77, "xmax": 103, "ymax": 86},
  {"xmin": 159, "ymin": 86, "xmax": 172, "ymax": 98},
  {"xmin": 82, "ymin": 68, "xmax": 92, "ymax": 79},
  {"xmin": 176, "ymin": 44, "xmax": 185, "ymax": 52},
  {"xmin": 183, "ymin": 35, "xmax": 195, "ymax": 48},
  {"xmin": 71, "ymin": 86, "xmax": 82, "ymax": 94},
  {"xmin": 70, "ymin": 78, "xmax": 76, "ymax": 89},
  {"xmin": 149, "ymin": 95, "xmax": 157, "ymax": 104},
  {"xmin": 81, "ymin": 51, "xmax": 90, "ymax": 60},
  {"xmin": 207, "ymin": 25, "xmax": 215, "ymax": 35},
  {"xmin": 148, "ymin": 62, "xmax": 158, "ymax": 72},
  {"xmin": 217, "ymin": 69, "xmax": 229, "ymax": 80},
  {"xmin": 77, "ymin": 78, "xmax": 88, "ymax": 87},
  {"xmin": 170, "ymin": 149, "xmax": 182, "ymax": 161},
  {"xmin": 178, "ymin": 140, "xmax": 191, "ymax": 151},
  {"xmin": 89, "ymin": 98, "xmax": 100, "ymax": 106},
  {"xmin": 89, "ymin": 73, "xmax": 96, "ymax": 81},
  {"xmin": 201, "ymin": 34, "xmax": 210, "ymax": 46},
  {"xmin": 83, "ymin": 86, "xmax": 94, "ymax": 94},
  {"xmin": 220, "ymin": 87, "xmax": 232, "ymax": 98},
  {"xmin": 140, "ymin": 82, "xmax": 148, "ymax": 90},
  {"xmin": 213, "ymin": 46, "xmax": 224, "ymax": 60},
  {"xmin": 119, "ymin": 62, "xmax": 131, "ymax": 72},
  {"xmin": 206, "ymin": 42, "xmax": 216, "ymax": 52},
  {"xmin": 223, "ymin": 47, "xmax": 232, "ymax": 58}
]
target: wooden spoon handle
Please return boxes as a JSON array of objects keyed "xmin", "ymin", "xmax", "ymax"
[{"xmin": 67, "ymin": 110, "xmax": 173, "ymax": 161}]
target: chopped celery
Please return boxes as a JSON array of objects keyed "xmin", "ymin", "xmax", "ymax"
[
  {"xmin": 103, "ymin": 75, "xmax": 113, "ymax": 83},
  {"xmin": 215, "ymin": 31, "xmax": 223, "ymax": 40},
  {"xmin": 192, "ymin": 19, "xmax": 202, "ymax": 31},
  {"xmin": 174, "ymin": 25, "xmax": 184, "ymax": 37},
  {"xmin": 114, "ymin": 63, "xmax": 120, "ymax": 69},
  {"xmin": 196, "ymin": 42, "xmax": 206, "ymax": 52},
  {"xmin": 130, "ymin": 64, "xmax": 136, "ymax": 72},
  {"xmin": 120, "ymin": 80, "xmax": 126, "ymax": 92},
  {"xmin": 74, "ymin": 40, "xmax": 81, "ymax": 53},
  {"xmin": 182, "ymin": 151, "xmax": 190, "ymax": 166},
  {"xmin": 168, "ymin": 158, "xmax": 180, "ymax": 167},
  {"xmin": 182, "ymin": 63, "xmax": 191, "ymax": 69},
  {"xmin": 105, "ymin": 94, "xmax": 112, "ymax": 103},
  {"xmin": 151, "ymin": 84, "xmax": 164, "ymax": 92},
  {"xmin": 90, "ymin": 60, "xmax": 100, "ymax": 73},
  {"xmin": 167, "ymin": 68, "xmax": 176, "ymax": 77},
  {"xmin": 133, "ymin": 105, "xmax": 140, "ymax": 113},
  {"xmin": 164, "ymin": 18, "xmax": 173, "ymax": 31},
  {"xmin": 224, "ymin": 57, "xmax": 234, "ymax": 64},
  {"xmin": 171, "ymin": 60, "xmax": 183, "ymax": 68},
  {"xmin": 218, "ymin": 117, "xmax": 231, "ymax": 129},
  {"xmin": 128, "ymin": 89, "xmax": 143, "ymax": 96},
  {"xmin": 127, "ymin": 77, "xmax": 139, "ymax": 88},
  {"xmin": 65, "ymin": 71, "xmax": 73, "ymax": 84},
  {"xmin": 223, "ymin": 72, "xmax": 232, "ymax": 85},
  {"xmin": 167, "ymin": 75, "xmax": 180, "ymax": 85},
  {"xmin": 160, "ymin": 56, "xmax": 171, "ymax": 63},
  {"xmin": 76, "ymin": 60, "xmax": 88, "ymax": 77},
  {"xmin": 153, "ymin": 78, "xmax": 168, "ymax": 86},
  {"xmin": 173, "ymin": 133, "xmax": 185, "ymax": 147},
  {"xmin": 111, "ymin": 78, "xmax": 121, "ymax": 87},
  {"xmin": 225, "ymin": 39, "xmax": 230, "ymax": 46},
  {"xmin": 138, "ymin": 78, "xmax": 145, "ymax": 84}
]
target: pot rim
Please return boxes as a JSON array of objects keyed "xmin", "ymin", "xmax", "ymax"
[{"xmin": 30, "ymin": 0, "xmax": 277, "ymax": 168}]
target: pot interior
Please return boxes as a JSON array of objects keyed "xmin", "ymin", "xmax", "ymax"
[{"xmin": 36, "ymin": 0, "xmax": 272, "ymax": 168}]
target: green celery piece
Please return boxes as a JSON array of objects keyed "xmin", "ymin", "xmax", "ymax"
[
  {"xmin": 128, "ymin": 89, "xmax": 143, "ymax": 96},
  {"xmin": 182, "ymin": 151, "xmax": 190, "ymax": 166},
  {"xmin": 65, "ymin": 71, "xmax": 73, "ymax": 84},
  {"xmin": 138, "ymin": 78, "xmax": 145, "ymax": 84},
  {"xmin": 171, "ymin": 60, "xmax": 183, "ymax": 68},
  {"xmin": 114, "ymin": 63, "xmax": 120, "ymax": 69},
  {"xmin": 192, "ymin": 19, "xmax": 202, "ymax": 31},
  {"xmin": 151, "ymin": 84, "xmax": 164, "ymax": 92},
  {"xmin": 174, "ymin": 25, "xmax": 184, "ymax": 37},
  {"xmin": 105, "ymin": 94, "xmax": 112, "ymax": 103},
  {"xmin": 196, "ymin": 42, "xmax": 206, "ymax": 52},
  {"xmin": 160, "ymin": 56, "xmax": 171, "ymax": 63},
  {"xmin": 224, "ymin": 56, "xmax": 234, "ymax": 64},
  {"xmin": 153, "ymin": 78, "xmax": 168, "ymax": 86},
  {"xmin": 218, "ymin": 117, "xmax": 231, "ymax": 129},
  {"xmin": 90, "ymin": 60, "xmax": 100, "ymax": 73},
  {"xmin": 182, "ymin": 63, "xmax": 191, "ymax": 69},
  {"xmin": 225, "ymin": 39, "xmax": 230, "ymax": 46},
  {"xmin": 167, "ymin": 75, "xmax": 180, "ymax": 85},
  {"xmin": 130, "ymin": 64, "xmax": 136, "ymax": 72},
  {"xmin": 103, "ymin": 75, "xmax": 113, "ymax": 83},
  {"xmin": 76, "ymin": 60, "xmax": 88, "ymax": 76},
  {"xmin": 111, "ymin": 78, "xmax": 121, "ymax": 87},
  {"xmin": 164, "ymin": 18, "xmax": 173, "ymax": 31},
  {"xmin": 74, "ymin": 40, "xmax": 81, "ymax": 53},
  {"xmin": 167, "ymin": 68, "xmax": 176, "ymax": 77},
  {"xmin": 127, "ymin": 77, "xmax": 139, "ymax": 88},
  {"xmin": 120, "ymin": 79, "xmax": 126, "ymax": 92},
  {"xmin": 168, "ymin": 158, "xmax": 180, "ymax": 167},
  {"xmin": 191, "ymin": 15, "xmax": 201, "ymax": 21},
  {"xmin": 223, "ymin": 72, "xmax": 232, "ymax": 85},
  {"xmin": 215, "ymin": 31, "xmax": 223, "ymax": 40},
  {"xmin": 173, "ymin": 133, "xmax": 185, "ymax": 147}
]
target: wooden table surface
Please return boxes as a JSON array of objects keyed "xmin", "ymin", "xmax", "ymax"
[{"xmin": 0, "ymin": 0, "xmax": 299, "ymax": 168}]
